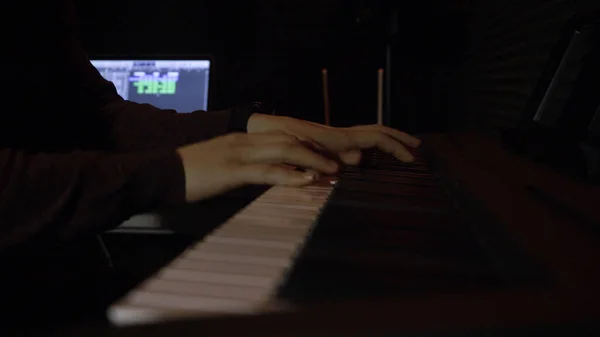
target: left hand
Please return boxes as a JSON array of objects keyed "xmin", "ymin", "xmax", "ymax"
[{"xmin": 247, "ymin": 114, "xmax": 421, "ymax": 166}]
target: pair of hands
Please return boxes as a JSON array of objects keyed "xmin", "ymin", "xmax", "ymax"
[{"xmin": 177, "ymin": 114, "xmax": 421, "ymax": 202}]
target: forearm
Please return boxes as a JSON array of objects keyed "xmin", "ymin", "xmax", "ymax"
[
  {"xmin": 0, "ymin": 148, "xmax": 185, "ymax": 252},
  {"xmin": 100, "ymin": 100, "xmax": 251, "ymax": 152}
]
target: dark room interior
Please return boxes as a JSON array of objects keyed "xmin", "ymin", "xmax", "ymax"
[{"xmin": 1, "ymin": 0, "xmax": 600, "ymax": 336}]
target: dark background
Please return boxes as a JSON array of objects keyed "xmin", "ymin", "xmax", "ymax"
[
  {"xmin": 73, "ymin": 0, "xmax": 467, "ymax": 131},
  {"xmin": 4, "ymin": 1, "xmax": 600, "ymax": 331},
  {"xmin": 73, "ymin": 0, "xmax": 600, "ymax": 134}
]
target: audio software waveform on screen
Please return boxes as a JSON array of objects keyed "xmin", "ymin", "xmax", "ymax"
[
  {"xmin": 130, "ymin": 71, "xmax": 179, "ymax": 95},
  {"xmin": 91, "ymin": 60, "xmax": 210, "ymax": 112}
]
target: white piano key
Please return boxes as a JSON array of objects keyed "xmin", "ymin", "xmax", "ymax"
[
  {"xmin": 256, "ymin": 197, "xmax": 326, "ymax": 205},
  {"xmin": 224, "ymin": 216, "xmax": 314, "ymax": 229},
  {"xmin": 231, "ymin": 210, "xmax": 316, "ymax": 220},
  {"xmin": 142, "ymin": 279, "xmax": 270, "ymax": 302},
  {"xmin": 216, "ymin": 226, "xmax": 307, "ymax": 240},
  {"xmin": 235, "ymin": 210, "xmax": 317, "ymax": 221},
  {"xmin": 126, "ymin": 291, "xmax": 255, "ymax": 313},
  {"xmin": 253, "ymin": 196, "xmax": 327, "ymax": 205},
  {"xmin": 204, "ymin": 236, "xmax": 299, "ymax": 250},
  {"xmin": 108, "ymin": 181, "xmax": 335, "ymax": 326},
  {"xmin": 160, "ymin": 268, "xmax": 276, "ymax": 288},
  {"xmin": 213, "ymin": 228, "xmax": 305, "ymax": 243},
  {"xmin": 219, "ymin": 224, "xmax": 309, "ymax": 238},
  {"xmin": 184, "ymin": 250, "xmax": 291, "ymax": 267},
  {"xmin": 196, "ymin": 241, "xmax": 296, "ymax": 256},
  {"xmin": 109, "ymin": 304, "xmax": 244, "ymax": 327},
  {"xmin": 108, "ymin": 306, "xmax": 167, "ymax": 326},
  {"xmin": 266, "ymin": 186, "xmax": 331, "ymax": 195},
  {"xmin": 239, "ymin": 203, "xmax": 321, "ymax": 212},
  {"xmin": 256, "ymin": 194, "xmax": 325, "ymax": 202},
  {"xmin": 253, "ymin": 197, "xmax": 328, "ymax": 206},
  {"xmin": 237, "ymin": 207, "xmax": 321, "ymax": 217},
  {"xmin": 171, "ymin": 258, "xmax": 285, "ymax": 278}
]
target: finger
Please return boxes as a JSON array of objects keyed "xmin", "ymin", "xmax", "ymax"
[
  {"xmin": 228, "ymin": 132, "xmax": 308, "ymax": 148},
  {"xmin": 241, "ymin": 132, "xmax": 333, "ymax": 158},
  {"xmin": 245, "ymin": 134, "xmax": 340, "ymax": 169},
  {"xmin": 245, "ymin": 132, "xmax": 301, "ymax": 145},
  {"xmin": 353, "ymin": 131, "xmax": 415, "ymax": 162},
  {"xmin": 247, "ymin": 134, "xmax": 330, "ymax": 153},
  {"xmin": 301, "ymin": 139, "xmax": 326, "ymax": 152},
  {"xmin": 351, "ymin": 125, "xmax": 421, "ymax": 148},
  {"xmin": 286, "ymin": 165, "xmax": 323, "ymax": 181},
  {"xmin": 279, "ymin": 164, "xmax": 298, "ymax": 170},
  {"xmin": 239, "ymin": 164, "xmax": 317, "ymax": 186},
  {"xmin": 242, "ymin": 143, "xmax": 339, "ymax": 174},
  {"xmin": 302, "ymin": 140, "xmax": 350, "ymax": 165},
  {"xmin": 303, "ymin": 169, "xmax": 322, "ymax": 181},
  {"xmin": 338, "ymin": 150, "xmax": 362, "ymax": 165}
]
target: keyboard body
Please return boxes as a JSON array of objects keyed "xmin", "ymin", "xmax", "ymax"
[{"xmin": 91, "ymin": 132, "xmax": 600, "ymax": 336}]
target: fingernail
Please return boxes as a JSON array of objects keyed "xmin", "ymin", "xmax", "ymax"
[{"xmin": 304, "ymin": 173, "xmax": 315, "ymax": 180}]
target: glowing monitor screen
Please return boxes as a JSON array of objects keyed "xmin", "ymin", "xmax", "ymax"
[{"xmin": 91, "ymin": 59, "xmax": 210, "ymax": 112}]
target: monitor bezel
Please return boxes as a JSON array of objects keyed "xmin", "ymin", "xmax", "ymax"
[{"xmin": 89, "ymin": 54, "xmax": 216, "ymax": 111}]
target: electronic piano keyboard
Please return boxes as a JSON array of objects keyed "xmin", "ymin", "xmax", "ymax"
[
  {"xmin": 98, "ymin": 132, "xmax": 600, "ymax": 336},
  {"xmin": 108, "ymin": 177, "xmax": 335, "ymax": 324},
  {"xmin": 110, "ymin": 147, "xmax": 499, "ymax": 325}
]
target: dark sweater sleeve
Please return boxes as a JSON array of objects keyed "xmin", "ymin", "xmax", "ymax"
[
  {"xmin": 0, "ymin": 148, "xmax": 186, "ymax": 251},
  {"xmin": 99, "ymin": 101, "xmax": 252, "ymax": 152},
  {"xmin": 0, "ymin": 2, "xmax": 254, "ymax": 253}
]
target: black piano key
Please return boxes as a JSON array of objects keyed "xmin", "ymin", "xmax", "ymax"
[
  {"xmin": 351, "ymin": 164, "xmax": 432, "ymax": 173},
  {"xmin": 351, "ymin": 168, "xmax": 432, "ymax": 176},
  {"xmin": 348, "ymin": 163, "xmax": 434, "ymax": 173},
  {"xmin": 358, "ymin": 153, "xmax": 429, "ymax": 169},
  {"xmin": 329, "ymin": 190, "xmax": 453, "ymax": 214},
  {"xmin": 308, "ymin": 206, "xmax": 486, "ymax": 259},
  {"xmin": 279, "ymin": 252, "xmax": 502, "ymax": 302},
  {"xmin": 339, "ymin": 174, "xmax": 441, "ymax": 188},
  {"xmin": 277, "ymin": 150, "xmax": 502, "ymax": 303},
  {"xmin": 297, "ymin": 248, "xmax": 493, "ymax": 273},
  {"xmin": 336, "ymin": 180, "xmax": 449, "ymax": 199},
  {"xmin": 307, "ymin": 226, "xmax": 485, "ymax": 259},
  {"xmin": 331, "ymin": 189, "xmax": 452, "ymax": 212},
  {"xmin": 304, "ymin": 232, "xmax": 486, "ymax": 259},
  {"xmin": 292, "ymin": 249, "xmax": 497, "ymax": 280},
  {"xmin": 311, "ymin": 205, "xmax": 466, "ymax": 232}
]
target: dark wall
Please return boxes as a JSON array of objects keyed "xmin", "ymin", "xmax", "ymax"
[
  {"xmin": 389, "ymin": 0, "xmax": 600, "ymax": 134},
  {"xmin": 456, "ymin": 0, "xmax": 575, "ymax": 131},
  {"xmin": 445, "ymin": 0, "xmax": 600, "ymax": 133},
  {"xmin": 72, "ymin": 0, "xmax": 600, "ymax": 133},
  {"xmin": 73, "ymin": 0, "xmax": 467, "ymax": 129}
]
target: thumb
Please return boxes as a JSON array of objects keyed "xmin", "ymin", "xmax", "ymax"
[{"xmin": 239, "ymin": 164, "xmax": 317, "ymax": 186}]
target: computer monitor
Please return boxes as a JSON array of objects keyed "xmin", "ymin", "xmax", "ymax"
[{"xmin": 90, "ymin": 58, "xmax": 212, "ymax": 112}]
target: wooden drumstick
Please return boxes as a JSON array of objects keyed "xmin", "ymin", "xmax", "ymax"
[
  {"xmin": 322, "ymin": 68, "xmax": 330, "ymax": 126},
  {"xmin": 377, "ymin": 68, "xmax": 384, "ymax": 125}
]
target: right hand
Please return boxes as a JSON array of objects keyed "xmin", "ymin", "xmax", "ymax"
[{"xmin": 176, "ymin": 133, "xmax": 340, "ymax": 202}]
